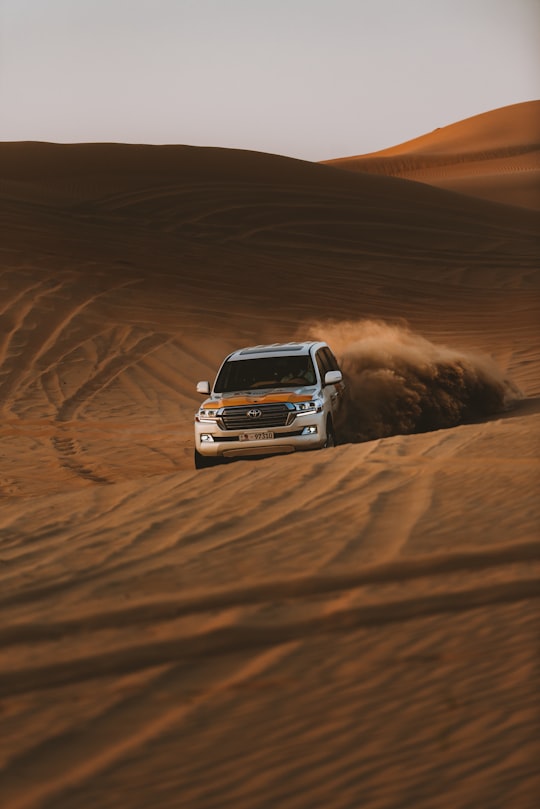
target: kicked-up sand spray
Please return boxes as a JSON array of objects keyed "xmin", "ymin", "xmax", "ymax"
[{"xmin": 307, "ymin": 320, "xmax": 521, "ymax": 442}]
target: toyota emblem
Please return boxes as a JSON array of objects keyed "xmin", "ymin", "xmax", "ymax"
[{"xmin": 247, "ymin": 408, "xmax": 262, "ymax": 419}]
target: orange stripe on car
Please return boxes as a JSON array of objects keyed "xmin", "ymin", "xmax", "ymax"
[{"xmin": 202, "ymin": 393, "xmax": 313, "ymax": 408}]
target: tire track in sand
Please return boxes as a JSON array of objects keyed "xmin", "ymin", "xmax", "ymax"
[
  {"xmin": 0, "ymin": 275, "xmax": 137, "ymax": 414},
  {"xmin": 1, "ymin": 539, "xmax": 539, "ymax": 646},
  {"xmin": 0, "ymin": 279, "xmax": 63, "ymax": 381},
  {"xmin": 0, "ymin": 577, "xmax": 538, "ymax": 700},
  {"xmin": 327, "ymin": 469, "xmax": 435, "ymax": 566},
  {"xmin": 2, "ymin": 644, "xmax": 296, "ymax": 809},
  {"xmin": 50, "ymin": 331, "xmax": 171, "ymax": 483}
]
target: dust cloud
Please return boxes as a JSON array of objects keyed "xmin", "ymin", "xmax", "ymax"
[{"xmin": 308, "ymin": 320, "xmax": 521, "ymax": 443}]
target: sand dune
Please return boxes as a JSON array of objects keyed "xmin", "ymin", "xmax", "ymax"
[
  {"xmin": 1, "ymin": 104, "xmax": 539, "ymax": 808},
  {"xmin": 324, "ymin": 101, "xmax": 540, "ymax": 210}
]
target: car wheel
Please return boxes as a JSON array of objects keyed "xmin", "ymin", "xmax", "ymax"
[
  {"xmin": 194, "ymin": 449, "xmax": 221, "ymax": 469},
  {"xmin": 323, "ymin": 419, "xmax": 336, "ymax": 448}
]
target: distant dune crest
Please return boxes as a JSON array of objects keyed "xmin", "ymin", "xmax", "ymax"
[{"xmin": 323, "ymin": 101, "xmax": 540, "ymax": 210}]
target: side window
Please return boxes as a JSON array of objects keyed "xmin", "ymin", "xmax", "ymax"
[
  {"xmin": 322, "ymin": 347, "xmax": 339, "ymax": 372},
  {"xmin": 315, "ymin": 349, "xmax": 328, "ymax": 383}
]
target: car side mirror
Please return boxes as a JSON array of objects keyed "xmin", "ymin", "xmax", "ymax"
[
  {"xmin": 196, "ymin": 381, "xmax": 211, "ymax": 395},
  {"xmin": 324, "ymin": 370, "xmax": 342, "ymax": 386}
]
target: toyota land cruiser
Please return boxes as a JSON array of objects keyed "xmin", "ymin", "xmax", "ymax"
[{"xmin": 194, "ymin": 341, "xmax": 344, "ymax": 468}]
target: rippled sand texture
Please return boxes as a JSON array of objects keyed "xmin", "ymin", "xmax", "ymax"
[{"xmin": 1, "ymin": 102, "xmax": 539, "ymax": 809}]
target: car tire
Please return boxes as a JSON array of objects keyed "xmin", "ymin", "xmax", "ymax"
[
  {"xmin": 323, "ymin": 419, "xmax": 336, "ymax": 448},
  {"xmin": 194, "ymin": 449, "xmax": 221, "ymax": 469}
]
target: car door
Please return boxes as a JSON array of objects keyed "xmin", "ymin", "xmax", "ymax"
[{"xmin": 315, "ymin": 348, "xmax": 342, "ymax": 423}]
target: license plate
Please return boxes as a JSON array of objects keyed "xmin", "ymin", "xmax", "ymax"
[{"xmin": 239, "ymin": 431, "xmax": 274, "ymax": 442}]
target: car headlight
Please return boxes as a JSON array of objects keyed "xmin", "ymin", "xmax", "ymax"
[
  {"xmin": 294, "ymin": 401, "xmax": 318, "ymax": 413},
  {"xmin": 198, "ymin": 409, "xmax": 219, "ymax": 421}
]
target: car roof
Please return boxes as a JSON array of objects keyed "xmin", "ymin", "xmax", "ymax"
[{"xmin": 226, "ymin": 341, "xmax": 325, "ymax": 361}]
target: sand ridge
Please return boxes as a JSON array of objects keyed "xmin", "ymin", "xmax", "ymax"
[
  {"xmin": 1, "ymin": 103, "xmax": 539, "ymax": 808},
  {"xmin": 324, "ymin": 101, "xmax": 540, "ymax": 210}
]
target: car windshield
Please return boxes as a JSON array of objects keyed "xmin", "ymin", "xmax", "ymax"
[{"xmin": 214, "ymin": 356, "xmax": 317, "ymax": 393}]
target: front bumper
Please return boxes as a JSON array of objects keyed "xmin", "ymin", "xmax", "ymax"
[{"xmin": 194, "ymin": 410, "xmax": 327, "ymax": 458}]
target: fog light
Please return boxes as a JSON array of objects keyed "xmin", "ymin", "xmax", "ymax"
[
  {"xmin": 200, "ymin": 434, "xmax": 215, "ymax": 442},
  {"xmin": 302, "ymin": 426, "xmax": 317, "ymax": 435}
]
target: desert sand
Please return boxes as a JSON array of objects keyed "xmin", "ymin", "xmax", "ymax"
[
  {"xmin": 324, "ymin": 101, "xmax": 540, "ymax": 211},
  {"xmin": 1, "ymin": 101, "xmax": 539, "ymax": 809}
]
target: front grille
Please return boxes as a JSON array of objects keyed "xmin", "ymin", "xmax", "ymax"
[{"xmin": 221, "ymin": 403, "xmax": 292, "ymax": 430}]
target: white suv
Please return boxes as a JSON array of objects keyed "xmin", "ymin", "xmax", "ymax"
[{"xmin": 194, "ymin": 341, "xmax": 344, "ymax": 468}]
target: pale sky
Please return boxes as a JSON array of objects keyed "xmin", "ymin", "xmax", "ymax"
[{"xmin": 1, "ymin": 0, "xmax": 538, "ymax": 160}]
